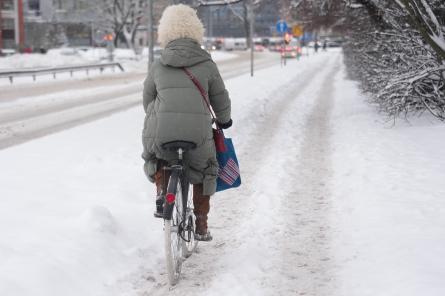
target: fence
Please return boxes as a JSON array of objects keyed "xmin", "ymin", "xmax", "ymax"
[{"xmin": 0, "ymin": 62, "xmax": 125, "ymax": 84}]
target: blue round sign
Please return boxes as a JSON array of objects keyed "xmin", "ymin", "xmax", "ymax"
[{"xmin": 276, "ymin": 21, "xmax": 288, "ymax": 34}]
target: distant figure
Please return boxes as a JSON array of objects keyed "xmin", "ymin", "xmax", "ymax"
[
  {"xmin": 314, "ymin": 41, "xmax": 320, "ymax": 53},
  {"xmin": 322, "ymin": 40, "xmax": 327, "ymax": 51}
]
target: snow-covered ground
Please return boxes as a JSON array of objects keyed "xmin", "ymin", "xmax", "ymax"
[
  {"xmin": 1, "ymin": 49, "xmax": 444, "ymax": 296},
  {"xmin": 330, "ymin": 70, "xmax": 445, "ymax": 296}
]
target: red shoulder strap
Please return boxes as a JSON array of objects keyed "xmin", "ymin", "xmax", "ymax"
[{"xmin": 182, "ymin": 67, "xmax": 217, "ymax": 121}]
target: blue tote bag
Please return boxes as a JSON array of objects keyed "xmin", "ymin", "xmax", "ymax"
[
  {"xmin": 182, "ymin": 68, "xmax": 241, "ymax": 192},
  {"xmin": 216, "ymin": 136, "xmax": 241, "ymax": 192}
]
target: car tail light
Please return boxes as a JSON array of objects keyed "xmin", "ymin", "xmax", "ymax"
[{"xmin": 166, "ymin": 193, "xmax": 175, "ymax": 204}]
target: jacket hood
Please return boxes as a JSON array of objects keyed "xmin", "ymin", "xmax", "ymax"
[
  {"xmin": 157, "ymin": 4, "xmax": 204, "ymax": 47},
  {"xmin": 160, "ymin": 38, "xmax": 211, "ymax": 68}
]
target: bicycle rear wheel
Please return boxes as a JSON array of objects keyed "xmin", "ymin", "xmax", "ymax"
[
  {"xmin": 182, "ymin": 179, "xmax": 198, "ymax": 258},
  {"xmin": 164, "ymin": 173, "xmax": 184, "ymax": 285}
]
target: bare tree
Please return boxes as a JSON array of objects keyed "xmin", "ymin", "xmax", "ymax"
[
  {"xmin": 196, "ymin": 0, "xmax": 244, "ymax": 5},
  {"xmin": 95, "ymin": 0, "xmax": 147, "ymax": 52}
]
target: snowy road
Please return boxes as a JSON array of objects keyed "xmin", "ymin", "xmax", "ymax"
[
  {"xmin": 0, "ymin": 51, "xmax": 277, "ymax": 149},
  {"xmin": 0, "ymin": 50, "xmax": 342, "ymax": 296},
  {"xmin": 2, "ymin": 48, "xmax": 444, "ymax": 296}
]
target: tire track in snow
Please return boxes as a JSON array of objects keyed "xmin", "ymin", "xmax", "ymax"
[
  {"xmin": 200, "ymin": 54, "xmax": 342, "ymax": 295},
  {"xmin": 278, "ymin": 57, "xmax": 341, "ymax": 295},
  {"xmin": 184, "ymin": 60, "xmax": 332, "ymax": 294}
]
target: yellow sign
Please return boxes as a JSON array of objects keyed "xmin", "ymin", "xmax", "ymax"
[{"xmin": 292, "ymin": 25, "xmax": 303, "ymax": 37}]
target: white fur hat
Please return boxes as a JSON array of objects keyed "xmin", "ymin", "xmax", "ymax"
[{"xmin": 157, "ymin": 4, "xmax": 205, "ymax": 48}]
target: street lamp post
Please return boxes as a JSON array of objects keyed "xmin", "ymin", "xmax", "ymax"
[
  {"xmin": 148, "ymin": 0, "xmax": 154, "ymax": 69},
  {"xmin": 247, "ymin": 0, "xmax": 254, "ymax": 77}
]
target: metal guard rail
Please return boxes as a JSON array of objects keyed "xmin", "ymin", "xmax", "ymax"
[{"xmin": 0, "ymin": 62, "xmax": 125, "ymax": 83}]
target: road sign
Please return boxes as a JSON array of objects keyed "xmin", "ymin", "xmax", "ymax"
[
  {"xmin": 276, "ymin": 21, "xmax": 288, "ymax": 34},
  {"xmin": 292, "ymin": 25, "xmax": 303, "ymax": 37}
]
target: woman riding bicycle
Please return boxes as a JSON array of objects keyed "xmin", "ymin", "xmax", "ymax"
[{"xmin": 141, "ymin": 4, "xmax": 232, "ymax": 241}]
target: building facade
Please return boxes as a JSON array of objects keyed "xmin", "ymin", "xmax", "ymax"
[
  {"xmin": 198, "ymin": 0, "xmax": 280, "ymax": 39},
  {"xmin": 1, "ymin": 0, "xmax": 106, "ymax": 50}
]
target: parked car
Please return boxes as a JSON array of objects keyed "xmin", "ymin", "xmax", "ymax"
[
  {"xmin": 327, "ymin": 40, "xmax": 342, "ymax": 48},
  {"xmin": 267, "ymin": 43, "xmax": 280, "ymax": 52},
  {"xmin": 223, "ymin": 38, "xmax": 247, "ymax": 51},
  {"xmin": 201, "ymin": 40, "xmax": 216, "ymax": 52},
  {"xmin": 59, "ymin": 47, "xmax": 80, "ymax": 55},
  {"xmin": 0, "ymin": 48, "xmax": 16, "ymax": 56}
]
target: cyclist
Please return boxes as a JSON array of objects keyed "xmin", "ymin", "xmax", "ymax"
[{"xmin": 141, "ymin": 4, "xmax": 232, "ymax": 242}]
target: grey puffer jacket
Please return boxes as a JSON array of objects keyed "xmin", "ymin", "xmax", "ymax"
[{"xmin": 142, "ymin": 38, "xmax": 231, "ymax": 196}]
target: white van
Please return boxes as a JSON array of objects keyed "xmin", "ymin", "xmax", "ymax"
[{"xmin": 223, "ymin": 38, "xmax": 247, "ymax": 51}]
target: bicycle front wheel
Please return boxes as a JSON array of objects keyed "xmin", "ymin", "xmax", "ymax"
[{"xmin": 164, "ymin": 174, "xmax": 184, "ymax": 286}]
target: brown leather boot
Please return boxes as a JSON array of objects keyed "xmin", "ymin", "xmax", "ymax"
[{"xmin": 193, "ymin": 184, "xmax": 212, "ymax": 241}]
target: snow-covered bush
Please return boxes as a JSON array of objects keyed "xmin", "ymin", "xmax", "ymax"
[{"xmin": 342, "ymin": 0, "xmax": 445, "ymax": 120}]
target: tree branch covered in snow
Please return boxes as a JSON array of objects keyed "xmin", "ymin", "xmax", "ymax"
[
  {"xmin": 342, "ymin": 0, "xmax": 445, "ymax": 120},
  {"xmin": 284, "ymin": 0, "xmax": 444, "ymax": 120},
  {"xmin": 195, "ymin": 0, "xmax": 244, "ymax": 6},
  {"xmin": 397, "ymin": 0, "xmax": 445, "ymax": 62}
]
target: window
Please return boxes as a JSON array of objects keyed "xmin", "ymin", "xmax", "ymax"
[
  {"xmin": 2, "ymin": 19, "xmax": 15, "ymax": 39},
  {"xmin": 2, "ymin": 29, "xmax": 15, "ymax": 39},
  {"xmin": 2, "ymin": 0, "xmax": 14, "ymax": 10},
  {"xmin": 28, "ymin": 0, "xmax": 40, "ymax": 11},
  {"xmin": 3, "ymin": 18, "xmax": 14, "ymax": 30}
]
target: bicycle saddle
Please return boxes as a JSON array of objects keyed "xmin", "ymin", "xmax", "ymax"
[{"xmin": 161, "ymin": 141, "xmax": 197, "ymax": 151}]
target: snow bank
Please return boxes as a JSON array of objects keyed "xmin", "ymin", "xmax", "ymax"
[{"xmin": 330, "ymin": 65, "xmax": 445, "ymax": 296}]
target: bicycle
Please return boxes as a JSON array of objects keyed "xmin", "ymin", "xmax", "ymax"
[{"xmin": 160, "ymin": 140, "xmax": 199, "ymax": 285}]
